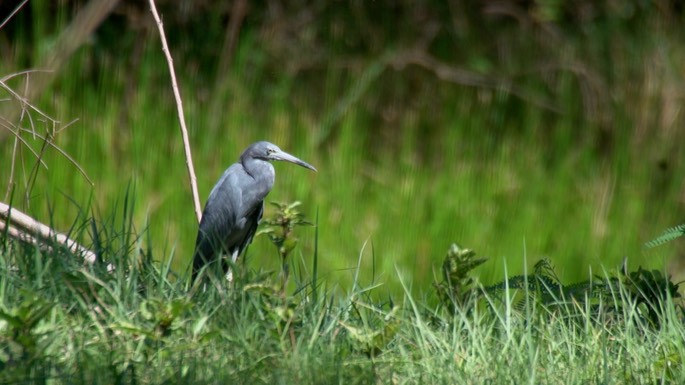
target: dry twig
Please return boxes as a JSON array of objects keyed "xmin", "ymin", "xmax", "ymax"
[
  {"xmin": 1, "ymin": 74, "xmax": 92, "ymax": 202},
  {"xmin": 0, "ymin": 0, "xmax": 29, "ymax": 30},
  {"xmin": 147, "ymin": 0, "xmax": 203, "ymax": 223},
  {"xmin": 0, "ymin": 0, "xmax": 120, "ymax": 141}
]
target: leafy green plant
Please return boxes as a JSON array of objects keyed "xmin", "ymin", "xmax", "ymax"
[
  {"xmin": 645, "ymin": 223, "xmax": 685, "ymax": 248},
  {"xmin": 434, "ymin": 243, "xmax": 487, "ymax": 311},
  {"xmin": 258, "ymin": 201, "xmax": 313, "ymax": 293},
  {"xmin": 114, "ymin": 298, "xmax": 191, "ymax": 341},
  {"xmin": 339, "ymin": 298, "xmax": 399, "ymax": 358},
  {"xmin": 435, "ymin": 243, "xmax": 683, "ymax": 328},
  {"xmin": 621, "ymin": 266, "xmax": 682, "ymax": 326},
  {"xmin": 0, "ymin": 290, "xmax": 55, "ymax": 370}
]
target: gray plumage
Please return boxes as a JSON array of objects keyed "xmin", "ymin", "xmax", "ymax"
[{"xmin": 192, "ymin": 141, "xmax": 316, "ymax": 281}]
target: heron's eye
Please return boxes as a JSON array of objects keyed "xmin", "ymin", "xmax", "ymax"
[{"xmin": 267, "ymin": 148, "xmax": 275, "ymax": 154}]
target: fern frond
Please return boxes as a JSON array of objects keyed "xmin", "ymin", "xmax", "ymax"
[{"xmin": 645, "ymin": 223, "xmax": 685, "ymax": 248}]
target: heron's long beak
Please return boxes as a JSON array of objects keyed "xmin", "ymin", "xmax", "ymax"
[{"xmin": 271, "ymin": 150, "xmax": 317, "ymax": 172}]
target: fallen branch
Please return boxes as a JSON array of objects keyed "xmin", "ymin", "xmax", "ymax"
[{"xmin": 0, "ymin": 201, "xmax": 100, "ymax": 266}]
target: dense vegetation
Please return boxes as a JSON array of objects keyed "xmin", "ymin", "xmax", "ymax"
[
  {"xmin": 1, "ymin": 207, "xmax": 684, "ymax": 383},
  {"xmin": 1, "ymin": 1, "xmax": 685, "ymax": 381}
]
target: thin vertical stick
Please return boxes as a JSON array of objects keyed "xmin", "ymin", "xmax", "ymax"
[{"xmin": 147, "ymin": 0, "xmax": 203, "ymax": 223}]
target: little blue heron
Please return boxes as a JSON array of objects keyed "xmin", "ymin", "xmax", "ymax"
[{"xmin": 192, "ymin": 141, "xmax": 316, "ymax": 282}]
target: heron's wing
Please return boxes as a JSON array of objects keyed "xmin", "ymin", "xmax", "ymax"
[
  {"xmin": 192, "ymin": 167, "xmax": 242, "ymax": 277},
  {"xmin": 238, "ymin": 200, "xmax": 263, "ymax": 256}
]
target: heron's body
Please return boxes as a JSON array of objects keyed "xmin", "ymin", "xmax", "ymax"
[{"xmin": 192, "ymin": 141, "xmax": 315, "ymax": 281}]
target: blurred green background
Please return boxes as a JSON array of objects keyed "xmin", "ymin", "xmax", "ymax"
[{"xmin": 1, "ymin": 0, "xmax": 684, "ymax": 295}]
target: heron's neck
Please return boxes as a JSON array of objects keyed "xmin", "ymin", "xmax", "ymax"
[{"xmin": 242, "ymin": 158, "xmax": 275, "ymax": 188}]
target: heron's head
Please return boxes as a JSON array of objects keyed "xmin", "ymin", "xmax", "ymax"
[{"xmin": 244, "ymin": 141, "xmax": 317, "ymax": 172}]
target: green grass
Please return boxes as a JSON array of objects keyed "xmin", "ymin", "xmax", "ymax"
[{"xmin": 1, "ymin": 216, "xmax": 684, "ymax": 384}]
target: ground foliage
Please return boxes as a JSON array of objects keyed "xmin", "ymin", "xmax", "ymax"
[
  {"xmin": 2, "ymin": 205, "xmax": 685, "ymax": 384},
  {"xmin": 436, "ymin": 243, "xmax": 684, "ymax": 328}
]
